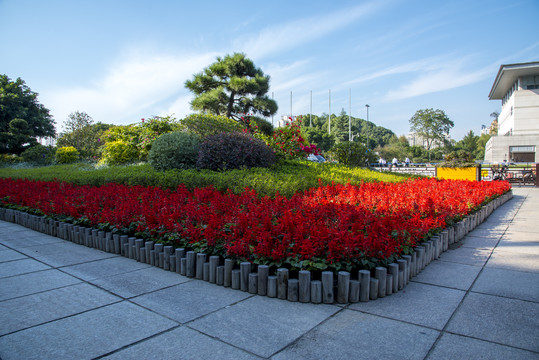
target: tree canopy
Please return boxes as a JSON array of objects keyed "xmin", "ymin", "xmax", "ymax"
[
  {"xmin": 185, "ymin": 53, "xmax": 278, "ymax": 125},
  {"xmin": 409, "ymin": 108, "xmax": 453, "ymax": 158},
  {"xmin": 300, "ymin": 113, "xmax": 394, "ymax": 152},
  {"xmin": 0, "ymin": 75, "xmax": 55, "ymax": 154},
  {"xmin": 57, "ymin": 111, "xmax": 112, "ymax": 160}
]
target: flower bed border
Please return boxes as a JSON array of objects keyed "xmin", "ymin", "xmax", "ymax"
[{"xmin": 0, "ymin": 190, "xmax": 512, "ymax": 304}]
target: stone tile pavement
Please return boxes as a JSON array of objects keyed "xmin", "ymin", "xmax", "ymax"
[{"xmin": 0, "ymin": 187, "xmax": 538, "ymax": 359}]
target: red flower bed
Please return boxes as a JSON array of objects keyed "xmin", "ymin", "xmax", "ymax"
[{"xmin": 0, "ymin": 178, "xmax": 510, "ymax": 271}]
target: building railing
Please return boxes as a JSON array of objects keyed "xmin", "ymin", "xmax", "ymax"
[{"xmin": 370, "ymin": 163, "xmax": 538, "ymax": 187}]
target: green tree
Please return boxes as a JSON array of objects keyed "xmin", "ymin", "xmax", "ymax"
[
  {"xmin": 0, "ymin": 75, "xmax": 55, "ymax": 154},
  {"xmin": 409, "ymin": 108, "xmax": 453, "ymax": 161},
  {"xmin": 458, "ymin": 130, "xmax": 478, "ymax": 155},
  {"xmin": 57, "ymin": 111, "xmax": 112, "ymax": 159},
  {"xmin": 475, "ymin": 133, "xmax": 491, "ymax": 160},
  {"xmin": 185, "ymin": 53, "xmax": 278, "ymax": 125}
]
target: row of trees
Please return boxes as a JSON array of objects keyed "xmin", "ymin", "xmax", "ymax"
[{"xmin": 2, "ymin": 53, "xmax": 495, "ymax": 167}]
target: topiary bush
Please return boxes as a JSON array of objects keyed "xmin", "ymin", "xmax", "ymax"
[
  {"xmin": 55, "ymin": 146, "xmax": 79, "ymax": 164},
  {"xmin": 197, "ymin": 132, "xmax": 275, "ymax": 171},
  {"xmin": 100, "ymin": 140, "xmax": 138, "ymax": 165},
  {"xmin": 21, "ymin": 144, "xmax": 55, "ymax": 166},
  {"xmin": 148, "ymin": 131, "xmax": 200, "ymax": 171}
]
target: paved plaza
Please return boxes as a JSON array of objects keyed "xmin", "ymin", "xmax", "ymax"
[{"xmin": 0, "ymin": 187, "xmax": 538, "ymax": 359}]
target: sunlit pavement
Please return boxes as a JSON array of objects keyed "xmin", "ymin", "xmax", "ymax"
[{"xmin": 0, "ymin": 187, "xmax": 538, "ymax": 359}]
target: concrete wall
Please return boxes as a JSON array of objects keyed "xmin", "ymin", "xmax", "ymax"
[
  {"xmin": 514, "ymin": 89, "xmax": 539, "ymax": 135},
  {"xmin": 484, "ymin": 134, "xmax": 539, "ymax": 163}
]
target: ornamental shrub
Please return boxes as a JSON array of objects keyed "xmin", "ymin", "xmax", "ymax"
[
  {"xmin": 179, "ymin": 113, "xmax": 244, "ymax": 138},
  {"xmin": 327, "ymin": 142, "xmax": 373, "ymax": 167},
  {"xmin": 249, "ymin": 116, "xmax": 274, "ymax": 136},
  {"xmin": 101, "ymin": 116, "xmax": 180, "ymax": 161},
  {"xmin": 0, "ymin": 153, "xmax": 22, "ymax": 166},
  {"xmin": 21, "ymin": 144, "xmax": 55, "ymax": 165},
  {"xmin": 100, "ymin": 140, "xmax": 138, "ymax": 165},
  {"xmin": 55, "ymin": 146, "xmax": 79, "ymax": 164},
  {"xmin": 253, "ymin": 116, "xmax": 319, "ymax": 160},
  {"xmin": 437, "ymin": 150, "xmax": 477, "ymax": 168},
  {"xmin": 197, "ymin": 132, "xmax": 275, "ymax": 171},
  {"xmin": 148, "ymin": 131, "xmax": 200, "ymax": 171}
]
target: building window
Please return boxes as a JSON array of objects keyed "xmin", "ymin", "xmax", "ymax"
[
  {"xmin": 510, "ymin": 146, "xmax": 535, "ymax": 153},
  {"xmin": 527, "ymin": 84, "xmax": 539, "ymax": 89}
]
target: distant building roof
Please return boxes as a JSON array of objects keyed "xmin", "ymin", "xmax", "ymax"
[{"xmin": 488, "ymin": 61, "xmax": 539, "ymax": 100}]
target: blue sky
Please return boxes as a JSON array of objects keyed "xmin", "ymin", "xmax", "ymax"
[{"xmin": 1, "ymin": 0, "xmax": 538, "ymax": 140}]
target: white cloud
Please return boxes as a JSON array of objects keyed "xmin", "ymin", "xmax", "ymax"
[
  {"xmin": 234, "ymin": 2, "xmax": 384, "ymax": 59},
  {"xmin": 384, "ymin": 61, "xmax": 492, "ymax": 101},
  {"xmin": 43, "ymin": 51, "xmax": 217, "ymax": 129}
]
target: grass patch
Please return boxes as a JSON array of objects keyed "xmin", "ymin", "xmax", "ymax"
[{"xmin": 0, "ymin": 161, "xmax": 416, "ymax": 197}]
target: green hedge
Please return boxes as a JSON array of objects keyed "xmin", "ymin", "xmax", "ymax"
[{"xmin": 0, "ymin": 161, "xmax": 416, "ymax": 198}]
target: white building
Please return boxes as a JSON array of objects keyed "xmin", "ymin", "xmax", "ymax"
[
  {"xmin": 484, "ymin": 61, "xmax": 539, "ymax": 163},
  {"xmin": 278, "ymin": 115, "xmax": 298, "ymax": 128}
]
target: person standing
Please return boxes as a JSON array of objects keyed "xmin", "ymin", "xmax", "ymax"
[{"xmin": 405, "ymin": 157, "xmax": 410, "ymax": 167}]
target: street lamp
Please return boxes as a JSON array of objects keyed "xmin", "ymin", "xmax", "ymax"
[{"xmin": 365, "ymin": 104, "xmax": 370, "ymax": 149}]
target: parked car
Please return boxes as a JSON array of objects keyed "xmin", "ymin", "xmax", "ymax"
[{"xmin": 307, "ymin": 154, "xmax": 326, "ymax": 163}]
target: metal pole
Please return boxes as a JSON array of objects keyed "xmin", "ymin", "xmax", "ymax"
[
  {"xmin": 271, "ymin": 92, "xmax": 274, "ymax": 127},
  {"xmin": 290, "ymin": 91, "xmax": 293, "ymax": 119},
  {"xmin": 365, "ymin": 104, "xmax": 370, "ymax": 149},
  {"xmin": 328, "ymin": 89, "xmax": 331, "ymax": 134},
  {"xmin": 349, "ymin": 88, "xmax": 351, "ymax": 141},
  {"xmin": 310, "ymin": 90, "xmax": 312, "ymax": 127}
]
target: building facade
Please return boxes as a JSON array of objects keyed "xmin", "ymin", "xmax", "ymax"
[{"xmin": 484, "ymin": 61, "xmax": 539, "ymax": 163}]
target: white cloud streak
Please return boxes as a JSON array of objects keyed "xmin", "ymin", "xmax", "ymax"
[
  {"xmin": 234, "ymin": 2, "xmax": 384, "ymax": 59},
  {"xmin": 43, "ymin": 51, "xmax": 217, "ymax": 128}
]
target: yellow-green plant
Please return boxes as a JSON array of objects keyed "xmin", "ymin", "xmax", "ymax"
[
  {"xmin": 100, "ymin": 140, "xmax": 138, "ymax": 165},
  {"xmin": 55, "ymin": 146, "xmax": 79, "ymax": 164}
]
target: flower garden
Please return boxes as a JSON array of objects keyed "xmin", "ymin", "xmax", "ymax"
[{"xmin": 0, "ymin": 177, "xmax": 510, "ymax": 274}]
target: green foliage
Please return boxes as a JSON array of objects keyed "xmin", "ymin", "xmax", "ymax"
[
  {"xmin": 409, "ymin": 108, "xmax": 453, "ymax": 161},
  {"xmin": 185, "ymin": 53, "xmax": 278, "ymax": 123},
  {"xmin": 0, "ymin": 153, "xmax": 22, "ymax": 166},
  {"xmin": 100, "ymin": 141, "xmax": 138, "ymax": 165},
  {"xmin": 0, "ymin": 75, "xmax": 56, "ymax": 155},
  {"xmin": 57, "ymin": 111, "xmax": 111, "ymax": 160},
  {"xmin": 101, "ymin": 116, "xmax": 180, "ymax": 161},
  {"xmin": 0, "ymin": 161, "xmax": 413, "ymax": 198},
  {"xmin": 249, "ymin": 116, "xmax": 273, "ymax": 136},
  {"xmin": 437, "ymin": 150, "xmax": 477, "ymax": 168},
  {"xmin": 256, "ymin": 117, "xmax": 317, "ymax": 160},
  {"xmin": 148, "ymin": 132, "xmax": 200, "ymax": 171},
  {"xmin": 327, "ymin": 141, "xmax": 374, "ymax": 167},
  {"xmin": 197, "ymin": 132, "xmax": 276, "ymax": 171},
  {"xmin": 475, "ymin": 133, "xmax": 491, "ymax": 160},
  {"xmin": 301, "ymin": 113, "xmax": 394, "ymax": 152},
  {"xmin": 178, "ymin": 113, "xmax": 243, "ymax": 138},
  {"xmin": 21, "ymin": 144, "xmax": 55, "ymax": 165},
  {"xmin": 55, "ymin": 146, "xmax": 79, "ymax": 164}
]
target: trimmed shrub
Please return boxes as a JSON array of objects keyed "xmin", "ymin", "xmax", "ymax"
[
  {"xmin": 0, "ymin": 154, "xmax": 22, "ymax": 166},
  {"xmin": 328, "ymin": 142, "xmax": 372, "ymax": 167},
  {"xmin": 21, "ymin": 145, "xmax": 55, "ymax": 165},
  {"xmin": 197, "ymin": 132, "xmax": 275, "ymax": 171},
  {"xmin": 179, "ymin": 114, "xmax": 244, "ymax": 138},
  {"xmin": 55, "ymin": 146, "xmax": 79, "ymax": 164},
  {"xmin": 100, "ymin": 140, "xmax": 138, "ymax": 165},
  {"xmin": 148, "ymin": 131, "xmax": 200, "ymax": 171}
]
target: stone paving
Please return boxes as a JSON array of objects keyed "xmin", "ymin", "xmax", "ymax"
[{"xmin": 0, "ymin": 187, "xmax": 538, "ymax": 359}]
